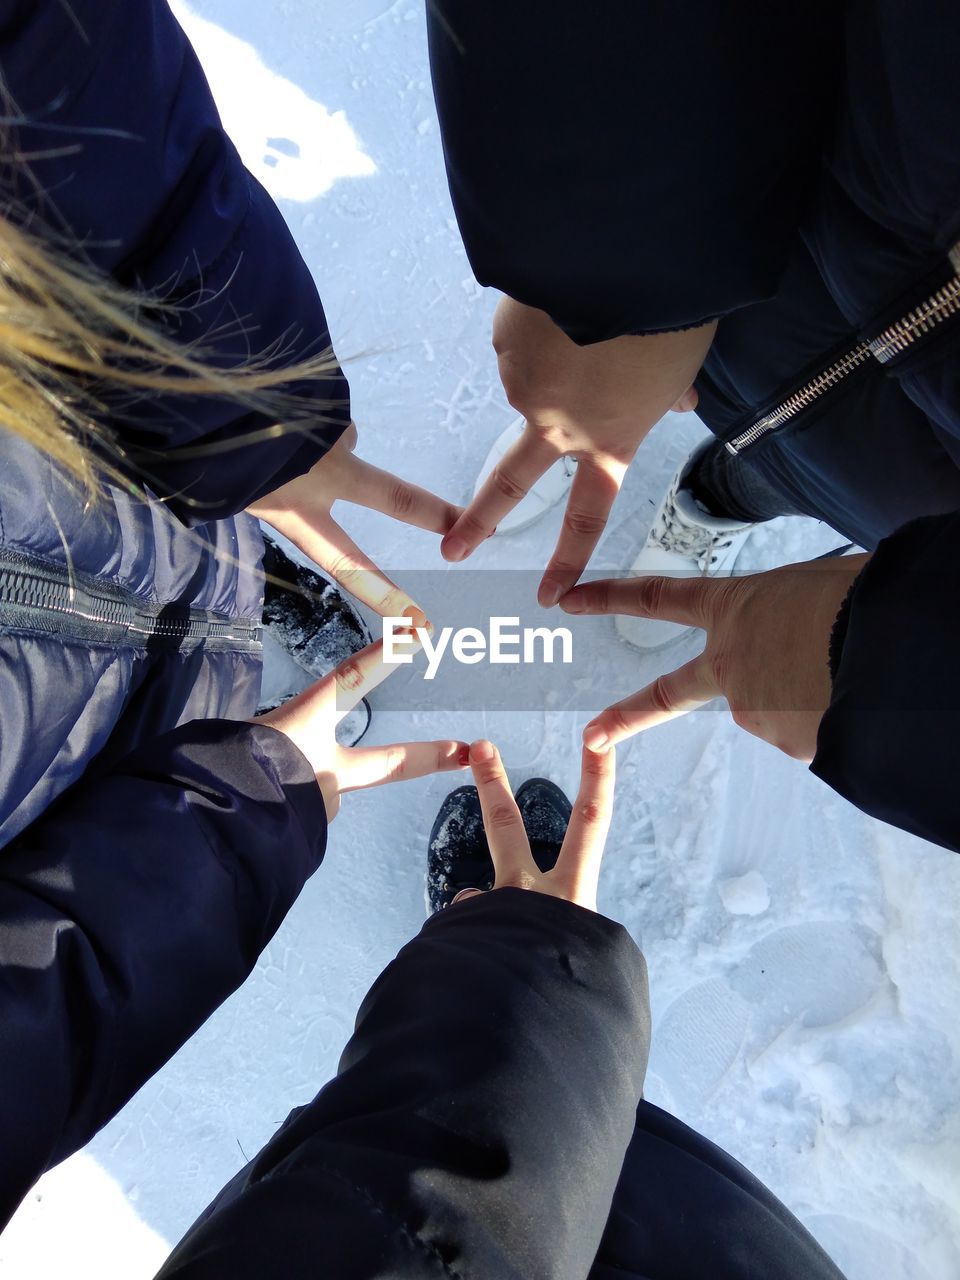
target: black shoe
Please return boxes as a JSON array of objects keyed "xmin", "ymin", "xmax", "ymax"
[
  {"xmin": 256, "ymin": 534, "xmax": 372, "ymax": 747},
  {"xmin": 426, "ymin": 786, "xmax": 492, "ymax": 914},
  {"xmin": 426, "ymin": 777, "xmax": 572, "ymax": 913},
  {"xmin": 260, "ymin": 534, "xmax": 372, "ymax": 674}
]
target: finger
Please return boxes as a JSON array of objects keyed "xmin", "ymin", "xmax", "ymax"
[
  {"xmin": 555, "ymin": 745, "xmax": 616, "ymax": 904},
  {"xmin": 334, "ymin": 421, "xmax": 360, "ymax": 454},
  {"xmin": 538, "ymin": 458, "xmax": 626, "ymax": 607},
  {"xmin": 582, "ymin": 655, "xmax": 720, "ymax": 748},
  {"xmin": 468, "ymin": 739, "xmax": 536, "ymax": 885},
  {"xmin": 337, "ymin": 454, "xmax": 462, "ymax": 535},
  {"xmin": 328, "ymin": 636, "xmax": 422, "ymax": 720},
  {"xmin": 441, "ymin": 430, "xmax": 559, "ymax": 562},
  {"xmin": 671, "ymin": 387, "xmax": 699, "ymax": 412},
  {"xmin": 290, "ymin": 512, "xmax": 429, "ymax": 620},
  {"xmin": 559, "ymin": 574, "xmax": 720, "ymax": 628},
  {"xmin": 340, "ymin": 738, "xmax": 470, "ymax": 791}
]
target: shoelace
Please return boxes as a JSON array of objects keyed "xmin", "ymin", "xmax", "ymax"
[{"xmin": 651, "ymin": 493, "xmax": 736, "ymax": 572}]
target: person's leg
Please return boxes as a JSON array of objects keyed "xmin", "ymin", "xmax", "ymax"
[
  {"xmin": 589, "ymin": 1100, "xmax": 846, "ymax": 1280},
  {"xmin": 684, "ymin": 438, "xmax": 807, "ymax": 524}
]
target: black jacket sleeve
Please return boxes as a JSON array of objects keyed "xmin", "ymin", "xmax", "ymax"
[
  {"xmin": 3, "ymin": 0, "xmax": 351, "ymax": 521},
  {"xmin": 0, "ymin": 720, "xmax": 327, "ymax": 1229},
  {"xmin": 812, "ymin": 511, "xmax": 960, "ymax": 854},
  {"xmin": 155, "ymin": 889, "xmax": 651, "ymax": 1280},
  {"xmin": 427, "ymin": 1, "xmax": 841, "ymax": 343}
]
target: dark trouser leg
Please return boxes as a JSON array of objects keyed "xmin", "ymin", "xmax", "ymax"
[
  {"xmin": 685, "ymin": 440, "xmax": 807, "ymax": 524},
  {"xmin": 589, "ymin": 1101, "xmax": 846, "ymax": 1280}
]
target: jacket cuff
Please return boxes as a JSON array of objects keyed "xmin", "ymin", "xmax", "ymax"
[
  {"xmin": 812, "ymin": 512, "xmax": 960, "ymax": 853},
  {"xmin": 826, "ymin": 572, "xmax": 862, "ymax": 683}
]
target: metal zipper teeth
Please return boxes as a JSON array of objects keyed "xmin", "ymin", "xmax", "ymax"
[
  {"xmin": 726, "ymin": 245, "xmax": 960, "ymax": 456},
  {"xmin": 1, "ymin": 568, "xmax": 128, "ymax": 628},
  {"xmin": 725, "ymin": 345, "xmax": 871, "ymax": 455},
  {"xmin": 0, "ymin": 564, "xmax": 260, "ymax": 645},
  {"xmin": 867, "ymin": 272, "xmax": 960, "ymax": 364}
]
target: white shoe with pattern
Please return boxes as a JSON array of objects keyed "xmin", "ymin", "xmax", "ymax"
[{"xmin": 617, "ymin": 447, "xmax": 755, "ymax": 650}]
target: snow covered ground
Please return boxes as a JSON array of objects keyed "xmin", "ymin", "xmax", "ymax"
[{"xmin": 3, "ymin": 3, "xmax": 959, "ymax": 1277}]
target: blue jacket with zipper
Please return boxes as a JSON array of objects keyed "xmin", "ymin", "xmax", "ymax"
[
  {"xmin": 428, "ymin": 0, "xmax": 960, "ymax": 855},
  {"xmin": 0, "ymin": 0, "xmax": 348, "ymax": 1225}
]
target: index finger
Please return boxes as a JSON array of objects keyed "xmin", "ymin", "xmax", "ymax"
[
  {"xmin": 538, "ymin": 458, "xmax": 626, "ymax": 607},
  {"xmin": 284, "ymin": 510, "xmax": 429, "ymax": 621},
  {"xmin": 554, "ymin": 745, "xmax": 616, "ymax": 908},
  {"xmin": 559, "ymin": 574, "xmax": 721, "ymax": 628},
  {"xmin": 442, "ymin": 429, "xmax": 560, "ymax": 562},
  {"xmin": 469, "ymin": 740, "xmax": 536, "ymax": 887},
  {"xmin": 337, "ymin": 455, "xmax": 462, "ymax": 535},
  {"xmin": 328, "ymin": 635, "xmax": 422, "ymax": 721},
  {"xmin": 582, "ymin": 654, "xmax": 720, "ymax": 749}
]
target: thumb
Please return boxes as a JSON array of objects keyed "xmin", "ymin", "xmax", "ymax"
[{"xmin": 582, "ymin": 655, "xmax": 720, "ymax": 748}]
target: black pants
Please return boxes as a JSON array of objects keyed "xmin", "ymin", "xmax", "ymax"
[
  {"xmin": 591, "ymin": 1102, "xmax": 840, "ymax": 1279},
  {"xmin": 686, "ymin": 439, "xmax": 807, "ymax": 524}
]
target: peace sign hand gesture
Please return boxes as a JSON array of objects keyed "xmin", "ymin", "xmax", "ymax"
[
  {"xmin": 452, "ymin": 739, "xmax": 616, "ymax": 913},
  {"xmin": 254, "ymin": 633, "xmax": 469, "ymax": 821},
  {"xmin": 560, "ymin": 555, "xmax": 869, "ymax": 762},
  {"xmin": 249, "ymin": 423, "xmax": 461, "ymax": 621}
]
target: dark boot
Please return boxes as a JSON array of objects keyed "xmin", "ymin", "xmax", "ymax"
[
  {"xmin": 256, "ymin": 533, "xmax": 371, "ymax": 746},
  {"xmin": 426, "ymin": 777, "xmax": 572, "ymax": 913}
]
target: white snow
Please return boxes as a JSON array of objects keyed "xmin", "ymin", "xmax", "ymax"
[
  {"xmin": 3, "ymin": 3, "xmax": 959, "ymax": 1278},
  {"xmin": 719, "ymin": 869, "xmax": 771, "ymax": 916},
  {"xmin": 168, "ymin": 1, "xmax": 376, "ymax": 201}
]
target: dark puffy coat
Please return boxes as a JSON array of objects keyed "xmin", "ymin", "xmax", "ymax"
[
  {"xmin": 427, "ymin": 0, "xmax": 960, "ymax": 854},
  {"xmin": 0, "ymin": 0, "xmax": 346, "ymax": 1224}
]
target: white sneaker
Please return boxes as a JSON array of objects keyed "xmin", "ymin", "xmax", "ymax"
[
  {"xmin": 474, "ymin": 417, "xmax": 576, "ymax": 534},
  {"xmin": 617, "ymin": 445, "xmax": 755, "ymax": 650}
]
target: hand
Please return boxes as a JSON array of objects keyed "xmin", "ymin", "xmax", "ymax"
[
  {"xmin": 451, "ymin": 739, "xmax": 615, "ymax": 912},
  {"xmin": 254, "ymin": 633, "xmax": 469, "ymax": 820},
  {"xmin": 561, "ymin": 556, "xmax": 869, "ymax": 762},
  {"xmin": 249, "ymin": 424, "xmax": 462, "ymax": 619},
  {"xmin": 440, "ymin": 297, "xmax": 716, "ymax": 607}
]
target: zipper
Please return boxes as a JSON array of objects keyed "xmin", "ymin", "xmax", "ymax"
[
  {"xmin": 0, "ymin": 546, "xmax": 262, "ymax": 651},
  {"xmin": 725, "ymin": 242, "xmax": 960, "ymax": 456},
  {"xmin": 866, "ymin": 270, "xmax": 960, "ymax": 364}
]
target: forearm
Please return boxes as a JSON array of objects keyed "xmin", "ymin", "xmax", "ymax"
[{"xmin": 0, "ymin": 719, "xmax": 326, "ymax": 1226}]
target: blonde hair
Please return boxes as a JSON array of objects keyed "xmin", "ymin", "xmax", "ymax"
[{"xmin": 0, "ymin": 211, "xmax": 342, "ymax": 501}]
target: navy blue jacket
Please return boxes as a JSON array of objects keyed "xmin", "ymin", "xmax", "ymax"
[
  {"xmin": 428, "ymin": 0, "xmax": 960, "ymax": 854},
  {"xmin": 8, "ymin": 0, "xmax": 349, "ymax": 521},
  {"xmin": 0, "ymin": 0, "xmax": 347, "ymax": 1224}
]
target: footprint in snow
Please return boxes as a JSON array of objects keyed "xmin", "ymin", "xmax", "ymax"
[
  {"xmin": 648, "ymin": 921, "xmax": 887, "ymax": 1110},
  {"xmin": 728, "ymin": 920, "xmax": 886, "ymax": 1033},
  {"xmin": 648, "ymin": 978, "xmax": 750, "ymax": 1110}
]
